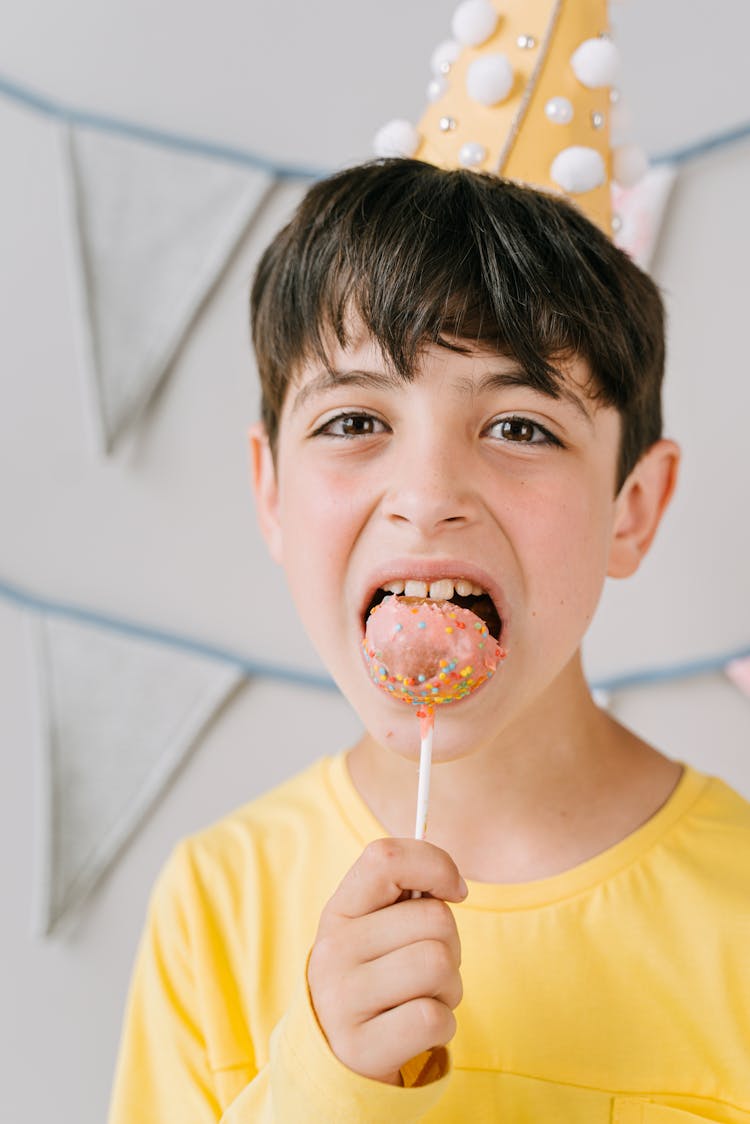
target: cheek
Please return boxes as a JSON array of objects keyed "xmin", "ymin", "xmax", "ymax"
[
  {"xmin": 514, "ymin": 475, "xmax": 614, "ymax": 622},
  {"xmin": 282, "ymin": 464, "xmax": 365, "ymax": 544},
  {"xmin": 278, "ymin": 463, "xmax": 368, "ymax": 607}
]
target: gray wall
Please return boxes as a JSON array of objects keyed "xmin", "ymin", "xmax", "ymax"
[{"xmin": 1, "ymin": 2, "xmax": 749, "ymax": 1121}]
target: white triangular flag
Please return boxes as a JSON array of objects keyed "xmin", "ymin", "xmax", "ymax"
[
  {"xmin": 612, "ymin": 162, "xmax": 678, "ymax": 270},
  {"xmin": 60, "ymin": 123, "xmax": 274, "ymax": 453},
  {"xmin": 726, "ymin": 656, "xmax": 750, "ymax": 698},
  {"xmin": 29, "ymin": 614, "xmax": 244, "ymax": 935}
]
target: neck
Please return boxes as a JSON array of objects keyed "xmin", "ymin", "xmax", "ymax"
[{"xmin": 346, "ymin": 654, "xmax": 681, "ymax": 883}]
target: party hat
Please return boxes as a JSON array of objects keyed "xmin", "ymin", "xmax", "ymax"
[{"xmin": 374, "ymin": 0, "xmax": 648, "ymax": 238}]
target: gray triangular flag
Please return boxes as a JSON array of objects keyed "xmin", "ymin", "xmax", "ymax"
[
  {"xmin": 60, "ymin": 123, "xmax": 274, "ymax": 453},
  {"xmin": 29, "ymin": 614, "xmax": 244, "ymax": 935}
]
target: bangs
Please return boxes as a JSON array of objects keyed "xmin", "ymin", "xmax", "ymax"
[{"xmin": 274, "ymin": 164, "xmax": 585, "ymax": 399}]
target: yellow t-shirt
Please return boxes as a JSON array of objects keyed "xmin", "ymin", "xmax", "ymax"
[{"xmin": 108, "ymin": 754, "xmax": 750, "ymax": 1123}]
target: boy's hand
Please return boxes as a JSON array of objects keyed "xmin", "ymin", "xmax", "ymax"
[{"xmin": 307, "ymin": 838, "xmax": 467, "ymax": 1086}]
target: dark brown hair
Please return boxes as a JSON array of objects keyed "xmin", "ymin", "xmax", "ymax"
[{"xmin": 250, "ymin": 158, "xmax": 666, "ymax": 490}]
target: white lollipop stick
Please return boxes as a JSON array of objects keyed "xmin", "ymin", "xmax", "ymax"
[
  {"xmin": 411, "ymin": 708, "xmax": 434, "ymax": 899},
  {"xmin": 414, "ymin": 718, "xmax": 434, "ymax": 840}
]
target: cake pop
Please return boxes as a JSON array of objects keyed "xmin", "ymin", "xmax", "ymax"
[{"xmin": 361, "ymin": 594, "xmax": 504, "ymax": 707}]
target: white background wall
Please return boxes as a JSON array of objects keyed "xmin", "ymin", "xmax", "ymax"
[{"xmin": 1, "ymin": 2, "xmax": 749, "ymax": 1121}]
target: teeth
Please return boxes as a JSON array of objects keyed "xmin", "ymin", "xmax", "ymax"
[
  {"xmin": 379, "ymin": 577, "xmax": 490, "ymax": 602},
  {"xmin": 429, "ymin": 578, "xmax": 454, "ymax": 601}
]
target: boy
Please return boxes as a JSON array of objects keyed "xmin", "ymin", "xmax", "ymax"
[{"xmin": 108, "ymin": 161, "xmax": 750, "ymax": 1122}]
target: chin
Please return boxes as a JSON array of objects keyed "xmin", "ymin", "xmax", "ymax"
[{"xmin": 362, "ymin": 682, "xmax": 500, "ymax": 764}]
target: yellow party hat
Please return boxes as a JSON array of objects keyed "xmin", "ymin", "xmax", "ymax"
[{"xmin": 374, "ymin": 0, "xmax": 648, "ymax": 237}]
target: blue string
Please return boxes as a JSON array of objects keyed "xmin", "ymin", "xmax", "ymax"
[
  {"xmin": 0, "ymin": 73, "xmax": 328, "ymax": 181},
  {"xmin": 591, "ymin": 646, "xmax": 750, "ymax": 694},
  {"xmin": 1, "ymin": 576, "xmax": 748, "ymax": 697},
  {"xmin": 651, "ymin": 120, "xmax": 750, "ymax": 167},
  {"xmin": 0, "ymin": 578, "xmax": 336, "ymax": 693},
  {"xmin": 1, "ymin": 72, "xmax": 749, "ymax": 176}
]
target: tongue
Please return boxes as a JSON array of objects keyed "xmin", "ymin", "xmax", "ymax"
[{"xmin": 361, "ymin": 595, "xmax": 506, "ymax": 707}]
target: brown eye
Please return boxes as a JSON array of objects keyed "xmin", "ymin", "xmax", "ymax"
[
  {"xmin": 486, "ymin": 416, "xmax": 560, "ymax": 447},
  {"xmin": 315, "ymin": 412, "xmax": 387, "ymax": 438},
  {"xmin": 500, "ymin": 418, "xmax": 535, "ymax": 442},
  {"xmin": 340, "ymin": 414, "xmax": 377, "ymax": 436}
]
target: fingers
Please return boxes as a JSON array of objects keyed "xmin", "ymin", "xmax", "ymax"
[
  {"xmin": 349, "ymin": 939, "xmax": 464, "ymax": 1020},
  {"xmin": 322, "ymin": 838, "xmax": 468, "ymax": 924},
  {"xmin": 348, "ymin": 895, "xmax": 461, "ymax": 966},
  {"xmin": 332, "ymin": 999, "xmax": 457, "ymax": 1084}
]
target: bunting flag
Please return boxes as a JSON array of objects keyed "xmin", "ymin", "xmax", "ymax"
[
  {"xmin": 60, "ymin": 122, "xmax": 275, "ymax": 454},
  {"xmin": 726, "ymin": 657, "xmax": 750, "ymax": 698},
  {"xmin": 28, "ymin": 611, "xmax": 245, "ymax": 935},
  {"xmin": 612, "ymin": 162, "xmax": 677, "ymax": 270}
]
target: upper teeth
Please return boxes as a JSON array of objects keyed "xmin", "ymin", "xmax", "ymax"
[{"xmin": 381, "ymin": 578, "xmax": 486, "ymax": 600}]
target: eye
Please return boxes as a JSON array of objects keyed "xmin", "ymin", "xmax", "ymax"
[
  {"xmin": 312, "ymin": 411, "xmax": 388, "ymax": 439},
  {"xmin": 486, "ymin": 415, "xmax": 562, "ymax": 447}
]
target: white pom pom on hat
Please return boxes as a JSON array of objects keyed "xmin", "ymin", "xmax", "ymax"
[
  {"xmin": 373, "ymin": 119, "xmax": 421, "ymax": 159},
  {"xmin": 466, "ymin": 54, "xmax": 515, "ymax": 106},
  {"xmin": 550, "ymin": 146, "xmax": 607, "ymax": 194},
  {"xmin": 570, "ymin": 37, "xmax": 620, "ymax": 88},
  {"xmin": 451, "ymin": 0, "xmax": 499, "ymax": 48}
]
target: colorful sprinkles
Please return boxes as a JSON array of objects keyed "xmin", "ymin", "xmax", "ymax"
[{"xmin": 361, "ymin": 594, "xmax": 507, "ymax": 707}]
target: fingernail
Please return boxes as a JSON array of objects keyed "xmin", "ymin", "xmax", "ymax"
[{"xmin": 458, "ymin": 876, "xmax": 469, "ymax": 898}]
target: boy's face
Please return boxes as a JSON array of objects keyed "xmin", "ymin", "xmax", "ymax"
[{"xmin": 252, "ymin": 331, "xmax": 674, "ymax": 762}]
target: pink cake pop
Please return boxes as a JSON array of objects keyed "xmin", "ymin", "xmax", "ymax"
[{"xmin": 361, "ymin": 594, "xmax": 505, "ymax": 708}]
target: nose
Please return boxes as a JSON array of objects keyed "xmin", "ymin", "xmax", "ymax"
[{"xmin": 381, "ymin": 428, "xmax": 480, "ymax": 536}]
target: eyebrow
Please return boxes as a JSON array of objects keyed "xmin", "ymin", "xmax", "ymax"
[
  {"xmin": 466, "ymin": 369, "xmax": 594, "ymax": 426},
  {"xmin": 290, "ymin": 369, "xmax": 405, "ymax": 415},
  {"xmin": 291, "ymin": 364, "xmax": 594, "ymax": 425}
]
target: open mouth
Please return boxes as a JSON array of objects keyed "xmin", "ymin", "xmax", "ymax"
[{"xmin": 364, "ymin": 577, "xmax": 503, "ymax": 642}]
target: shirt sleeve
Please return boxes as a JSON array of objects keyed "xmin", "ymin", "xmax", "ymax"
[
  {"xmin": 107, "ymin": 844, "xmax": 231, "ymax": 1124},
  {"xmin": 108, "ymin": 844, "xmax": 452, "ymax": 1124}
]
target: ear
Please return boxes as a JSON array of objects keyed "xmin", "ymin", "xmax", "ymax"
[
  {"xmin": 247, "ymin": 422, "xmax": 283, "ymax": 564},
  {"xmin": 607, "ymin": 439, "xmax": 680, "ymax": 579}
]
